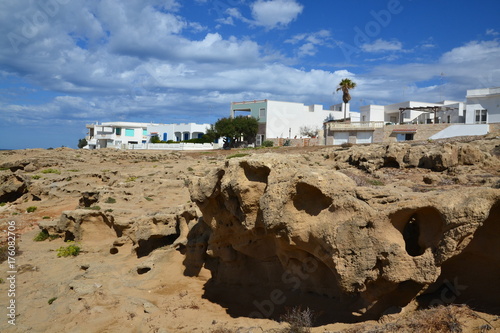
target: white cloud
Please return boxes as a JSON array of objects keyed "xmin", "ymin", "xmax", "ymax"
[
  {"xmin": 251, "ymin": 0, "xmax": 303, "ymax": 29},
  {"xmin": 285, "ymin": 30, "xmax": 333, "ymax": 57},
  {"xmin": 486, "ymin": 29, "xmax": 499, "ymax": 36},
  {"xmin": 361, "ymin": 39, "xmax": 403, "ymax": 53}
]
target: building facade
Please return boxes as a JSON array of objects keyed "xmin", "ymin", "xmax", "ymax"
[
  {"xmin": 86, "ymin": 122, "xmax": 210, "ymax": 149},
  {"xmin": 465, "ymin": 87, "xmax": 500, "ymax": 124},
  {"xmin": 230, "ymin": 99, "xmax": 359, "ymax": 145}
]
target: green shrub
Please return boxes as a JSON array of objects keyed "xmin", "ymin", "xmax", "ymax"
[
  {"xmin": 0, "ymin": 202, "xmax": 6, "ymax": 207},
  {"xmin": 33, "ymin": 230, "xmax": 49, "ymax": 242},
  {"xmin": 42, "ymin": 216, "xmax": 50, "ymax": 219},
  {"xmin": 262, "ymin": 140, "xmax": 274, "ymax": 147},
  {"xmin": 226, "ymin": 153, "xmax": 249, "ymax": 159},
  {"xmin": 26, "ymin": 206, "xmax": 37, "ymax": 213},
  {"xmin": 84, "ymin": 205, "xmax": 101, "ymax": 211},
  {"xmin": 48, "ymin": 297, "xmax": 57, "ymax": 305},
  {"xmin": 126, "ymin": 176, "xmax": 137, "ymax": 182},
  {"xmin": 105, "ymin": 197, "xmax": 116, "ymax": 204},
  {"xmin": 41, "ymin": 168, "xmax": 61, "ymax": 175},
  {"xmin": 56, "ymin": 242, "xmax": 81, "ymax": 257},
  {"xmin": 187, "ymin": 167, "xmax": 194, "ymax": 172},
  {"xmin": 144, "ymin": 197, "xmax": 153, "ymax": 201},
  {"xmin": 32, "ymin": 175, "xmax": 41, "ymax": 180}
]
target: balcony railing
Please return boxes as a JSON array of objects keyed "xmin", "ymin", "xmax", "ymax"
[{"xmin": 327, "ymin": 121, "xmax": 384, "ymax": 129}]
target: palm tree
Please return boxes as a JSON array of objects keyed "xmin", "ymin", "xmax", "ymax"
[{"xmin": 336, "ymin": 78, "xmax": 357, "ymax": 120}]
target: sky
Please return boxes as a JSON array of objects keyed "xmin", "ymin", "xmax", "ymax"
[{"xmin": 0, "ymin": 0, "xmax": 499, "ymax": 149}]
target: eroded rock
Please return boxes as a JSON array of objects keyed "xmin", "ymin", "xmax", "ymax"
[{"xmin": 188, "ymin": 153, "xmax": 500, "ymax": 321}]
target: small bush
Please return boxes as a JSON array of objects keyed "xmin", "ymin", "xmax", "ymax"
[
  {"xmin": 48, "ymin": 297, "xmax": 57, "ymax": 305},
  {"xmin": 0, "ymin": 202, "xmax": 6, "ymax": 207},
  {"xmin": 57, "ymin": 242, "xmax": 81, "ymax": 257},
  {"xmin": 26, "ymin": 206, "xmax": 37, "ymax": 213},
  {"xmin": 280, "ymin": 306, "xmax": 314, "ymax": 333},
  {"xmin": 144, "ymin": 197, "xmax": 153, "ymax": 201},
  {"xmin": 105, "ymin": 209, "xmax": 113, "ymax": 213},
  {"xmin": 126, "ymin": 176, "xmax": 137, "ymax": 182},
  {"xmin": 41, "ymin": 168, "xmax": 61, "ymax": 174},
  {"xmin": 42, "ymin": 216, "xmax": 50, "ymax": 219},
  {"xmin": 226, "ymin": 153, "xmax": 249, "ymax": 159},
  {"xmin": 33, "ymin": 230, "xmax": 49, "ymax": 242},
  {"xmin": 262, "ymin": 140, "xmax": 274, "ymax": 147},
  {"xmin": 32, "ymin": 175, "xmax": 41, "ymax": 180},
  {"xmin": 84, "ymin": 205, "xmax": 101, "ymax": 211},
  {"xmin": 187, "ymin": 167, "xmax": 194, "ymax": 172},
  {"xmin": 105, "ymin": 197, "xmax": 116, "ymax": 204}
]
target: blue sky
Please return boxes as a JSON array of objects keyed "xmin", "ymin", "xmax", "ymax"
[{"xmin": 0, "ymin": 0, "xmax": 499, "ymax": 149}]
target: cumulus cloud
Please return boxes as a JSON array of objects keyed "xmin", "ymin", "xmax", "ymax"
[{"xmin": 251, "ymin": 0, "xmax": 303, "ymax": 29}]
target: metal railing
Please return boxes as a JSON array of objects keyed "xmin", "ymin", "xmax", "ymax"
[{"xmin": 327, "ymin": 121, "xmax": 384, "ymax": 129}]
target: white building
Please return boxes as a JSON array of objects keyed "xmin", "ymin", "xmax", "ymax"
[
  {"xmin": 86, "ymin": 122, "xmax": 210, "ymax": 149},
  {"xmin": 465, "ymin": 87, "xmax": 500, "ymax": 124},
  {"xmin": 230, "ymin": 99, "xmax": 359, "ymax": 145},
  {"xmin": 360, "ymin": 100, "xmax": 465, "ymax": 124}
]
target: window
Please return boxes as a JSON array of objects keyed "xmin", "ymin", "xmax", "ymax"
[
  {"xmin": 143, "ymin": 129, "xmax": 148, "ymax": 136},
  {"xmin": 259, "ymin": 108, "xmax": 266, "ymax": 118},
  {"xmin": 125, "ymin": 129, "xmax": 135, "ymax": 137},
  {"xmin": 163, "ymin": 133, "xmax": 167, "ymax": 141},
  {"xmin": 475, "ymin": 109, "xmax": 487, "ymax": 124},
  {"xmin": 115, "ymin": 128, "xmax": 122, "ymax": 135}
]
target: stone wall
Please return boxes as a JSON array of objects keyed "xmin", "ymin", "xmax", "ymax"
[
  {"xmin": 268, "ymin": 137, "xmax": 321, "ymax": 147},
  {"xmin": 489, "ymin": 123, "xmax": 500, "ymax": 134}
]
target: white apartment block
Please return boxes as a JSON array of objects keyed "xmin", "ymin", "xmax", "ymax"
[
  {"xmin": 85, "ymin": 122, "xmax": 210, "ymax": 149},
  {"xmin": 230, "ymin": 99, "xmax": 359, "ymax": 144}
]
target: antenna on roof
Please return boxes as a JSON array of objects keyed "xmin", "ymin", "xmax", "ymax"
[{"xmin": 440, "ymin": 72, "xmax": 445, "ymax": 101}]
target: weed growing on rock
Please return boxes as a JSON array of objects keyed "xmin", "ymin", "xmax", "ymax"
[
  {"xmin": 41, "ymin": 168, "xmax": 61, "ymax": 175},
  {"xmin": 31, "ymin": 175, "xmax": 41, "ymax": 179},
  {"xmin": 26, "ymin": 206, "xmax": 37, "ymax": 213},
  {"xmin": 226, "ymin": 153, "xmax": 249, "ymax": 159},
  {"xmin": 48, "ymin": 297, "xmax": 57, "ymax": 305},
  {"xmin": 105, "ymin": 197, "xmax": 116, "ymax": 204},
  {"xmin": 33, "ymin": 230, "xmax": 49, "ymax": 242},
  {"xmin": 56, "ymin": 242, "xmax": 81, "ymax": 257}
]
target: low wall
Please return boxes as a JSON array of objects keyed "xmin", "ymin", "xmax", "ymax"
[
  {"xmin": 128, "ymin": 143, "xmax": 220, "ymax": 150},
  {"xmin": 268, "ymin": 137, "xmax": 321, "ymax": 147}
]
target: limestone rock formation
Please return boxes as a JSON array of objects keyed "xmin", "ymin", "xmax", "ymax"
[
  {"xmin": 0, "ymin": 172, "xmax": 28, "ymax": 202},
  {"xmin": 188, "ymin": 153, "xmax": 500, "ymax": 322}
]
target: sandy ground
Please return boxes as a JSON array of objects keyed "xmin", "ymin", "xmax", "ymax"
[{"xmin": 0, "ymin": 145, "xmax": 499, "ymax": 332}]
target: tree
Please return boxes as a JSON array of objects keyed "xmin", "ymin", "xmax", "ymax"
[
  {"xmin": 300, "ymin": 126, "xmax": 319, "ymax": 138},
  {"xmin": 213, "ymin": 116, "xmax": 259, "ymax": 147},
  {"xmin": 336, "ymin": 78, "xmax": 357, "ymax": 120},
  {"xmin": 77, "ymin": 138, "xmax": 88, "ymax": 149}
]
